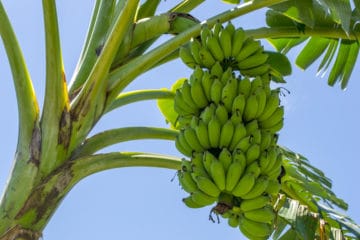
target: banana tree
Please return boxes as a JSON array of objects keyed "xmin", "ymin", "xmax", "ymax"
[{"xmin": 0, "ymin": 0, "xmax": 359, "ymax": 239}]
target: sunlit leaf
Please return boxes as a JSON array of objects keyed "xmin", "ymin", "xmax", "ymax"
[
  {"xmin": 340, "ymin": 41, "xmax": 359, "ymax": 89},
  {"xmin": 221, "ymin": 0, "xmax": 240, "ymax": 4},
  {"xmin": 296, "ymin": 37, "xmax": 331, "ymax": 70},
  {"xmin": 265, "ymin": 51, "xmax": 292, "ymax": 75},
  {"xmin": 278, "ymin": 228, "xmax": 300, "ymax": 240},
  {"xmin": 267, "ymin": 38, "xmax": 307, "ymax": 54},
  {"xmin": 266, "ymin": 9, "xmax": 298, "ymax": 28},
  {"xmin": 294, "ymin": 205, "xmax": 318, "ymax": 240},
  {"xmin": 328, "ymin": 40, "xmax": 352, "ymax": 86},
  {"xmin": 317, "ymin": 0, "xmax": 352, "ymax": 33},
  {"xmin": 317, "ymin": 39, "xmax": 339, "ymax": 76},
  {"xmin": 270, "ymin": 0, "xmax": 315, "ymax": 28},
  {"xmin": 157, "ymin": 78, "xmax": 186, "ymax": 129}
]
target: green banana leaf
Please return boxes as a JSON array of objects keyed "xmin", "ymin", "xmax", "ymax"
[
  {"xmin": 276, "ymin": 146, "xmax": 360, "ymax": 239},
  {"xmin": 275, "ymin": 197, "xmax": 360, "ymax": 239},
  {"xmin": 265, "ymin": 0, "xmax": 359, "ymax": 89},
  {"xmin": 157, "ymin": 78, "xmax": 186, "ymax": 129}
]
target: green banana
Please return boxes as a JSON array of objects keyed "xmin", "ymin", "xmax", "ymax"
[
  {"xmin": 181, "ymin": 159, "xmax": 192, "ymax": 172},
  {"xmin": 244, "ymin": 206, "xmax": 275, "ymax": 224},
  {"xmin": 194, "ymin": 176, "xmax": 221, "ymax": 197},
  {"xmin": 232, "ymin": 148, "xmax": 247, "ymax": 169},
  {"xmin": 239, "ymin": 217, "xmax": 273, "ymax": 238},
  {"xmin": 182, "ymin": 195, "xmax": 204, "ymax": 208},
  {"xmin": 176, "ymin": 116, "xmax": 192, "ymax": 128},
  {"xmin": 211, "ymin": 21, "xmax": 223, "ymax": 38},
  {"xmin": 191, "ymin": 152, "xmax": 208, "ymax": 177},
  {"xmin": 228, "ymin": 214, "xmax": 240, "ymax": 228},
  {"xmin": 218, "ymin": 147, "xmax": 233, "ymax": 171},
  {"xmin": 191, "ymin": 190, "xmax": 217, "ymax": 206},
  {"xmin": 220, "ymin": 67, "xmax": 234, "ymax": 85},
  {"xmin": 180, "ymin": 80, "xmax": 197, "ymax": 108},
  {"xmin": 246, "ymin": 143, "xmax": 261, "ymax": 165},
  {"xmin": 243, "ymin": 93, "xmax": 259, "ymax": 122},
  {"xmin": 239, "ymin": 222, "xmax": 269, "ymax": 240},
  {"xmin": 240, "ymin": 64, "xmax": 270, "ymax": 77},
  {"xmin": 260, "ymin": 131, "xmax": 273, "ymax": 151},
  {"xmin": 225, "ymin": 161, "xmax": 245, "ymax": 192},
  {"xmin": 210, "ymin": 78, "xmax": 223, "ymax": 105},
  {"xmin": 175, "ymin": 134, "xmax": 192, "ymax": 157},
  {"xmin": 266, "ymin": 119, "xmax": 284, "ymax": 133},
  {"xmin": 208, "ymin": 115, "xmax": 221, "ymax": 148},
  {"xmin": 190, "ymin": 76, "xmax": 209, "ymax": 109},
  {"xmin": 245, "ymin": 119, "xmax": 259, "ymax": 134},
  {"xmin": 265, "ymin": 154, "xmax": 283, "ymax": 179},
  {"xmin": 198, "ymin": 46, "xmax": 216, "ymax": 68},
  {"xmin": 224, "ymin": 21, "xmax": 235, "ymax": 37},
  {"xmin": 179, "ymin": 45, "xmax": 196, "ymax": 68},
  {"xmin": 259, "ymin": 106, "xmax": 284, "ymax": 129},
  {"xmin": 232, "ymin": 172, "xmax": 256, "ymax": 197},
  {"xmin": 219, "ymin": 26, "xmax": 232, "ymax": 58},
  {"xmin": 178, "ymin": 171, "xmax": 198, "ymax": 193},
  {"xmin": 203, "ymin": 150, "xmax": 217, "ymax": 175},
  {"xmin": 237, "ymin": 77, "xmax": 251, "ymax": 97},
  {"xmin": 191, "ymin": 65, "xmax": 204, "ymax": 81},
  {"xmin": 190, "ymin": 38, "xmax": 202, "ymax": 65},
  {"xmin": 236, "ymin": 38, "xmax": 263, "ymax": 62},
  {"xmin": 250, "ymin": 129, "xmax": 262, "ymax": 145},
  {"xmin": 240, "ymin": 195, "xmax": 271, "ymax": 212},
  {"xmin": 200, "ymin": 71, "xmax": 213, "ymax": 101},
  {"xmin": 237, "ymin": 52, "xmax": 269, "ymax": 70},
  {"xmin": 260, "ymin": 147, "xmax": 278, "ymax": 173},
  {"xmin": 265, "ymin": 179, "xmax": 281, "ymax": 195},
  {"xmin": 200, "ymin": 25, "xmax": 212, "ymax": 46},
  {"xmin": 174, "ymin": 89, "xmax": 198, "ymax": 115},
  {"xmin": 221, "ymin": 76, "xmax": 238, "ymax": 111},
  {"xmin": 258, "ymin": 90, "xmax": 280, "ymax": 122},
  {"xmin": 183, "ymin": 127, "xmax": 204, "ymax": 152},
  {"xmin": 189, "ymin": 116, "xmax": 199, "ymax": 129},
  {"xmin": 199, "ymin": 103, "xmax": 216, "ymax": 124},
  {"xmin": 210, "ymin": 159, "xmax": 226, "ymax": 191},
  {"xmin": 230, "ymin": 109, "xmax": 242, "ymax": 125},
  {"xmin": 241, "ymin": 176, "xmax": 269, "ymax": 199},
  {"xmin": 215, "ymin": 103, "xmax": 229, "ymax": 125},
  {"xmin": 233, "ymin": 135, "xmax": 252, "ymax": 152},
  {"xmin": 229, "ymin": 123, "xmax": 246, "ymax": 151},
  {"xmin": 250, "ymin": 76, "xmax": 264, "ymax": 94},
  {"xmin": 194, "ymin": 119, "xmax": 211, "ymax": 149},
  {"xmin": 219, "ymin": 120, "xmax": 235, "ymax": 148},
  {"xmin": 231, "ymin": 94, "xmax": 246, "ymax": 116},
  {"xmin": 231, "ymin": 28, "xmax": 246, "ymax": 57},
  {"xmin": 245, "ymin": 161, "xmax": 261, "ymax": 178},
  {"xmin": 210, "ymin": 61, "xmax": 223, "ymax": 78},
  {"xmin": 206, "ymin": 35, "xmax": 225, "ymax": 62},
  {"xmin": 255, "ymin": 87, "xmax": 267, "ymax": 118}
]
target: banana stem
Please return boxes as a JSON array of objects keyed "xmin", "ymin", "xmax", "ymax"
[
  {"xmin": 72, "ymin": 127, "xmax": 178, "ymax": 158},
  {"xmin": 106, "ymin": 89, "xmax": 174, "ymax": 113},
  {"xmin": 68, "ymin": 0, "xmax": 140, "ymax": 155},
  {"xmin": 40, "ymin": 0, "xmax": 70, "ymax": 176},
  {"xmin": 0, "ymin": 2, "xmax": 39, "ymax": 148},
  {"xmin": 0, "ymin": 3, "xmax": 40, "ymax": 233},
  {"xmin": 71, "ymin": 152, "xmax": 182, "ymax": 181},
  {"xmin": 246, "ymin": 26, "xmax": 360, "ymax": 41},
  {"xmin": 68, "ymin": 0, "xmax": 116, "ymax": 97},
  {"xmin": 105, "ymin": 0, "xmax": 289, "ymax": 110}
]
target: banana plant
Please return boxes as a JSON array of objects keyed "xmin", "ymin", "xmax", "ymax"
[{"xmin": 0, "ymin": 0, "xmax": 359, "ymax": 239}]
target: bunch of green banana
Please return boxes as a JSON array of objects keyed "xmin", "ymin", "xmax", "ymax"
[
  {"xmin": 174, "ymin": 20, "xmax": 290, "ymax": 240},
  {"xmin": 179, "ymin": 22, "xmax": 271, "ymax": 77}
]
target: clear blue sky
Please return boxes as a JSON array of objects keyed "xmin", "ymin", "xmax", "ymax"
[{"xmin": 0, "ymin": 1, "xmax": 359, "ymax": 239}]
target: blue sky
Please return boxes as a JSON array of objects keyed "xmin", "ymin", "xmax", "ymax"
[{"xmin": 0, "ymin": 1, "xmax": 359, "ymax": 239}]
